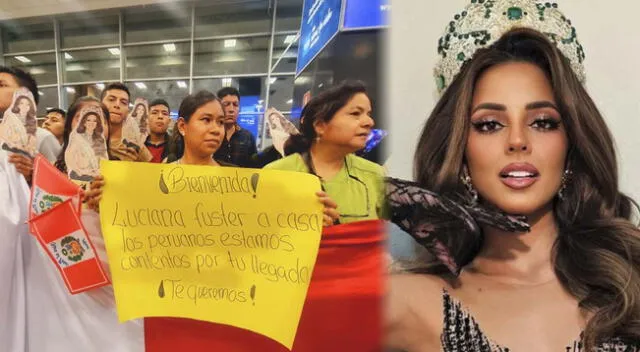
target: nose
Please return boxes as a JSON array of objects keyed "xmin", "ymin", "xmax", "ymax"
[
  {"xmin": 506, "ymin": 124, "xmax": 530, "ymax": 153},
  {"xmin": 210, "ymin": 124, "xmax": 222, "ymax": 135},
  {"xmin": 362, "ymin": 115, "xmax": 374, "ymax": 128}
]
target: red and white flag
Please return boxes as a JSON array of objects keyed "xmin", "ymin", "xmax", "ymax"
[
  {"xmin": 29, "ymin": 155, "xmax": 82, "ymax": 233},
  {"xmin": 30, "ymin": 199, "xmax": 110, "ymax": 294}
]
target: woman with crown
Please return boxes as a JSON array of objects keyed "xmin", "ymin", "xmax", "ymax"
[{"xmin": 384, "ymin": 1, "xmax": 640, "ymax": 351}]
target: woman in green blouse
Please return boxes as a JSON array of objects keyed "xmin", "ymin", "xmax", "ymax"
[{"xmin": 264, "ymin": 81, "xmax": 385, "ymax": 225}]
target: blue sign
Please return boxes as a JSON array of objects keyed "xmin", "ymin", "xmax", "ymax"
[
  {"xmin": 237, "ymin": 114, "xmax": 260, "ymax": 140},
  {"xmin": 343, "ymin": 0, "xmax": 389, "ymax": 30},
  {"xmin": 237, "ymin": 95, "xmax": 262, "ymax": 139},
  {"xmin": 296, "ymin": 0, "xmax": 343, "ymax": 76}
]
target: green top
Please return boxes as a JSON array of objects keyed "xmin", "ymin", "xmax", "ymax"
[{"xmin": 264, "ymin": 153, "xmax": 385, "ymax": 224}]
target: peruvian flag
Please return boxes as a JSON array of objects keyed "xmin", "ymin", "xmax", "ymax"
[
  {"xmin": 30, "ymin": 199, "xmax": 110, "ymax": 294},
  {"xmin": 29, "ymin": 155, "xmax": 82, "ymax": 233}
]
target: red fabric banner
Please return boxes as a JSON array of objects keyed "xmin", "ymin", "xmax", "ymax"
[{"xmin": 144, "ymin": 219, "xmax": 385, "ymax": 352}]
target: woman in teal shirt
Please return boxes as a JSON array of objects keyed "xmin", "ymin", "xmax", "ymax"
[{"xmin": 265, "ymin": 81, "xmax": 385, "ymax": 225}]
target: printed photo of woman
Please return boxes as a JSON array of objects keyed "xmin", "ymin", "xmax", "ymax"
[
  {"xmin": 266, "ymin": 108, "xmax": 300, "ymax": 157},
  {"xmin": 121, "ymin": 98, "xmax": 149, "ymax": 153},
  {"xmin": 0, "ymin": 88, "xmax": 38, "ymax": 157},
  {"xmin": 65, "ymin": 106, "xmax": 108, "ymax": 183},
  {"xmin": 130, "ymin": 98, "xmax": 149, "ymax": 140}
]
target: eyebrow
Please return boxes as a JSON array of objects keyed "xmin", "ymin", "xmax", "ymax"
[
  {"xmin": 351, "ymin": 105, "xmax": 371, "ymax": 112},
  {"xmin": 525, "ymin": 101, "xmax": 558, "ymax": 111},
  {"xmin": 471, "ymin": 100, "xmax": 558, "ymax": 114}
]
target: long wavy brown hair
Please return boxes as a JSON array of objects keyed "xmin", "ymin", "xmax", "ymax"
[{"xmin": 414, "ymin": 27, "xmax": 640, "ymax": 348}]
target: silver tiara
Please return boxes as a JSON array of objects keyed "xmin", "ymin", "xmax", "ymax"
[{"xmin": 434, "ymin": 0, "xmax": 586, "ymax": 94}]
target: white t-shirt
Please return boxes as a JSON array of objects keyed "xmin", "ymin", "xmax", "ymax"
[{"xmin": 36, "ymin": 127, "xmax": 61, "ymax": 163}]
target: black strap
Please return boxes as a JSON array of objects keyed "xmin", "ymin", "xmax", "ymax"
[{"xmin": 301, "ymin": 152, "xmax": 340, "ymax": 226}]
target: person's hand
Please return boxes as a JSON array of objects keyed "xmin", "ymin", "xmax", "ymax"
[
  {"xmin": 317, "ymin": 191, "xmax": 339, "ymax": 227},
  {"xmin": 84, "ymin": 175, "xmax": 105, "ymax": 212},
  {"xmin": 122, "ymin": 147, "xmax": 140, "ymax": 161},
  {"xmin": 8, "ymin": 153, "xmax": 34, "ymax": 183}
]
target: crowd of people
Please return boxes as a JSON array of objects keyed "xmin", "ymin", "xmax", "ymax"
[
  {"xmin": 0, "ymin": 66, "xmax": 384, "ymax": 211},
  {"xmin": 0, "ymin": 59, "xmax": 386, "ymax": 350}
]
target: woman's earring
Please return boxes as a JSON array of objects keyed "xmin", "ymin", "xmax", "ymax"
[
  {"xmin": 461, "ymin": 166, "xmax": 478, "ymax": 205},
  {"xmin": 558, "ymin": 169, "xmax": 572, "ymax": 200}
]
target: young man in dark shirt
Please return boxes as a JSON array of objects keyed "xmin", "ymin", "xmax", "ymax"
[
  {"xmin": 101, "ymin": 83, "xmax": 153, "ymax": 162},
  {"xmin": 213, "ymin": 87, "xmax": 257, "ymax": 167},
  {"xmin": 144, "ymin": 99, "xmax": 171, "ymax": 163}
]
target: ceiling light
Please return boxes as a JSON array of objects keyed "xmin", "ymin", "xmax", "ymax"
[
  {"xmin": 15, "ymin": 56, "xmax": 31, "ymax": 63},
  {"xmin": 177, "ymin": 81, "xmax": 187, "ymax": 89},
  {"xmin": 96, "ymin": 83, "xmax": 105, "ymax": 90},
  {"xmin": 224, "ymin": 39, "xmax": 237, "ymax": 48},
  {"xmin": 64, "ymin": 53, "xmax": 73, "ymax": 60},
  {"xmin": 65, "ymin": 64, "xmax": 87, "ymax": 72},
  {"xmin": 286, "ymin": 99, "xmax": 293, "ymax": 104},
  {"xmin": 135, "ymin": 82, "xmax": 147, "ymax": 90},
  {"xmin": 269, "ymin": 78, "xmax": 277, "ymax": 84},
  {"xmin": 108, "ymin": 48, "xmax": 121, "ymax": 56},
  {"xmin": 283, "ymin": 35, "xmax": 297, "ymax": 44},
  {"xmin": 222, "ymin": 78, "xmax": 232, "ymax": 87},
  {"xmin": 163, "ymin": 43, "xmax": 176, "ymax": 52},
  {"xmin": 38, "ymin": 91, "xmax": 44, "ymax": 96},
  {"xmin": 29, "ymin": 67, "xmax": 46, "ymax": 75},
  {"xmin": 66, "ymin": 87, "xmax": 76, "ymax": 94}
]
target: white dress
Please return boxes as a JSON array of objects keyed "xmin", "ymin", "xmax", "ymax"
[{"xmin": 0, "ymin": 153, "xmax": 144, "ymax": 352}]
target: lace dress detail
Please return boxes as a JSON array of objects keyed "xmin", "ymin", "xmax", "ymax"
[{"xmin": 441, "ymin": 289, "xmax": 638, "ymax": 351}]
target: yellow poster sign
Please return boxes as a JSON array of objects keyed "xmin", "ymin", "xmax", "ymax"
[{"xmin": 99, "ymin": 160, "xmax": 323, "ymax": 349}]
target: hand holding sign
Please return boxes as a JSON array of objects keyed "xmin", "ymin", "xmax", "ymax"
[{"xmin": 99, "ymin": 161, "xmax": 323, "ymax": 350}]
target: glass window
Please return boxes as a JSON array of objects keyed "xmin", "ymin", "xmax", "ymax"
[
  {"xmin": 194, "ymin": 76, "xmax": 266, "ymax": 143},
  {"xmin": 6, "ymin": 53, "xmax": 57, "ymax": 86},
  {"xmin": 124, "ymin": 5, "xmax": 191, "ymax": 43},
  {"xmin": 193, "ymin": 77, "xmax": 266, "ymax": 102},
  {"xmin": 194, "ymin": 36, "xmax": 269, "ymax": 76},
  {"xmin": 60, "ymin": 12, "xmax": 119, "ymax": 48},
  {"xmin": 271, "ymin": 34, "xmax": 298, "ymax": 73},
  {"xmin": 1, "ymin": 18, "xmax": 54, "ymax": 52},
  {"xmin": 62, "ymin": 83, "xmax": 108, "ymax": 110},
  {"xmin": 62, "ymin": 48, "xmax": 120, "ymax": 83},
  {"xmin": 125, "ymin": 80, "xmax": 188, "ymax": 118},
  {"xmin": 276, "ymin": 0, "xmax": 303, "ymax": 32},
  {"xmin": 267, "ymin": 75, "xmax": 295, "ymax": 112},
  {"xmin": 126, "ymin": 43, "xmax": 190, "ymax": 79},
  {"xmin": 37, "ymin": 87, "xmax": 60, "ymax": 117},
  {"xmin": 195, "ymin": 1, "xmax": 271, "ymax": 37}
]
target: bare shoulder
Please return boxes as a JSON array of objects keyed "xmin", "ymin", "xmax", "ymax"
[{"xmin": 386, "ymin": 273, "xmax": 449, "ymax": 351}]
